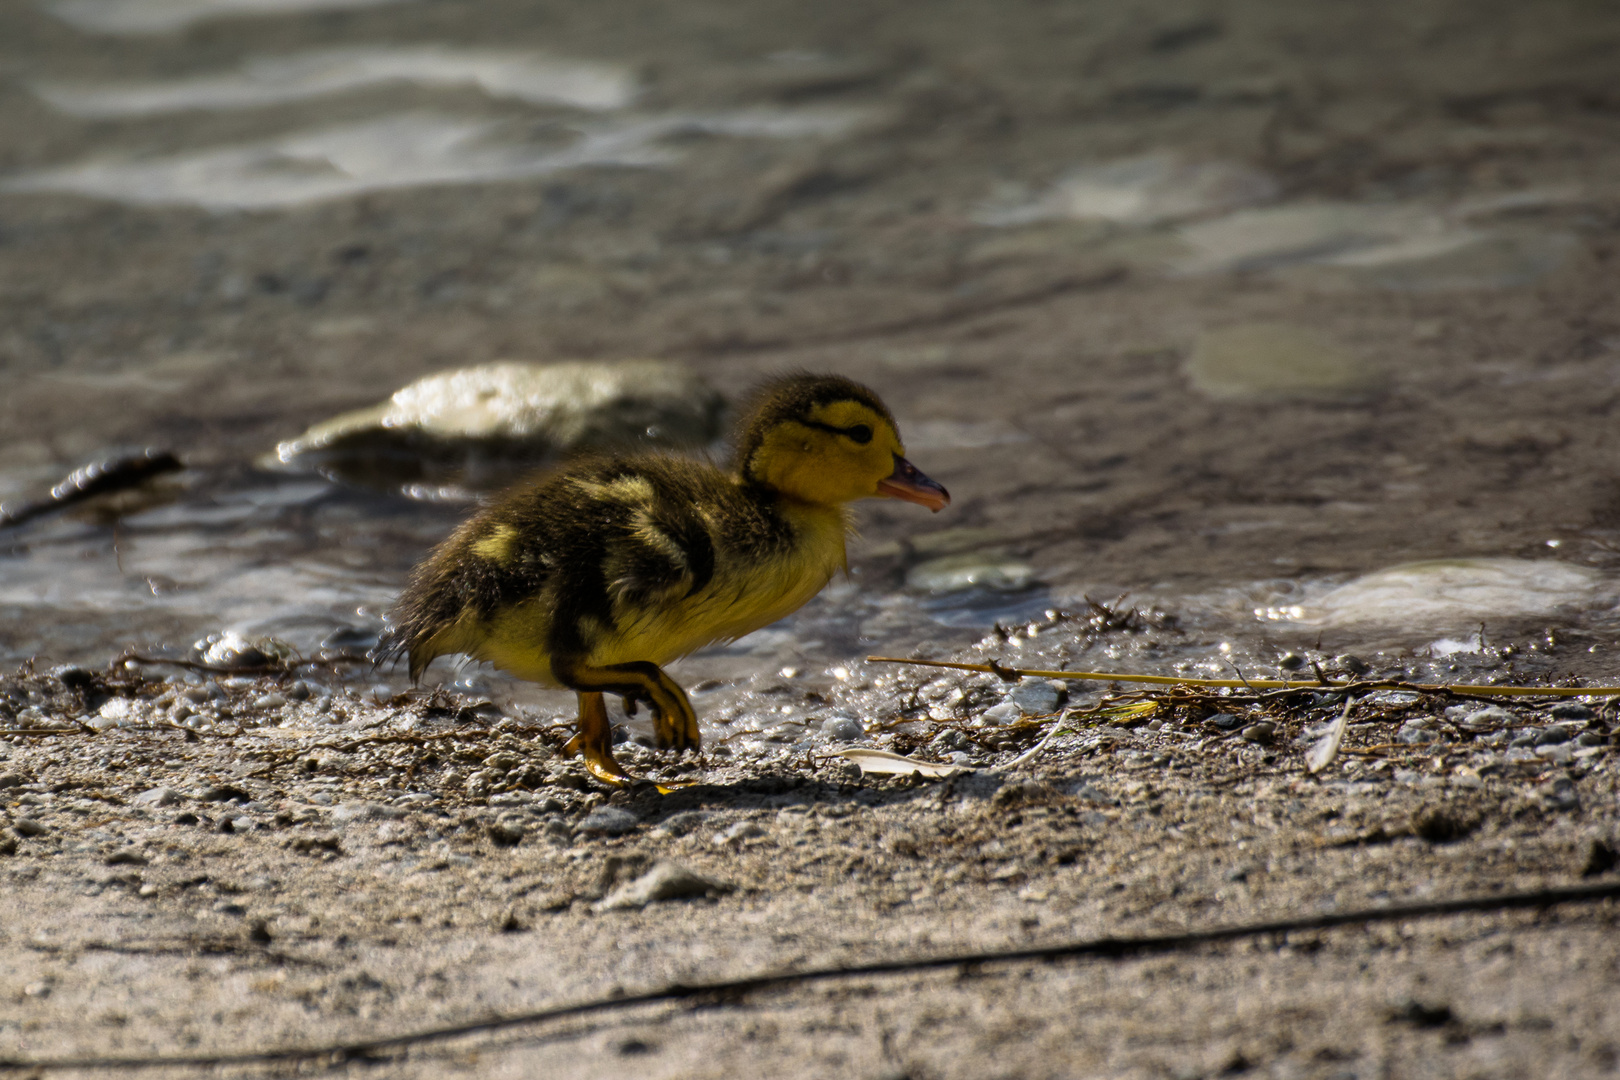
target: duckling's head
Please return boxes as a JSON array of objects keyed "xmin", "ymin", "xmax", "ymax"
[{"xmin": 735, "ymin": 373, "xmax": 950, "ymax": 511}]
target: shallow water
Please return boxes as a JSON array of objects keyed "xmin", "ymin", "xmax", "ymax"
[{"xmin": 4, "ymin": 0, "xmax": 1620, "ymax": 740}]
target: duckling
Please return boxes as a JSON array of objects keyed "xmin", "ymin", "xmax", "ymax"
[{"xmin": 378, "ymin": 372, "xmax": 949, "ymax": 784}]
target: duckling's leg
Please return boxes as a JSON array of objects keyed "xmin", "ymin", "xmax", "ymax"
[
  {"xmin": 553, "ymin": 658, "xmax": 701, "ymax": 752},
  {"xmin": 561, "ymin": 691, "xmax": 636, "ymax": 786}
]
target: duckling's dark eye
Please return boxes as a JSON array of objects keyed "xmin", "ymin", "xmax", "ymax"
[{"xmin": 846, "ymin": 424, "xmax": 873, "ymax": 444}]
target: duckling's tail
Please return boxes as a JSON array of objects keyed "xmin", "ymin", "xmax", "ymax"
[{"xmin": 369, "ymin": 622, "xmax": 409, "ymax": 675}]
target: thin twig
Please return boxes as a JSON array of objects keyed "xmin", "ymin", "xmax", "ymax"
[
  {"xmin": 4, "ymin": 880, "xmax": 1617, "ymax": 1074},
  {"xmin": 865, "ymin": 657, "xmax": 1619, "ymax": 698}
]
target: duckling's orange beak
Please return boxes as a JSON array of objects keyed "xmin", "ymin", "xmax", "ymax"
[{"xmin": 876, "ymin": 455, "xmax": 950, "ymax": 512}]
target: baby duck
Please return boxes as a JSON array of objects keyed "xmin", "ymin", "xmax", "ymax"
[{"xmin": 379, "ymin": 372, "xmax": 949, "ymax": 784}]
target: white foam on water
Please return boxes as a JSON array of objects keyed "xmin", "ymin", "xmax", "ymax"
[
  {"xmin": 32, "ymin": 47, "xmax": 638, "ymax": 117},
  {"xmin": 43, "ymin": 0, "xmax": 415, "ymax": 35},
  {"xmin": 1281, "ymin": 558, "xmax": 1612, "ymax": 631},
  {"xmin": 1427, "ymin": 633, "xmax": 1483, "ymax": 656},
  {"xmin": 975, "ymin": 153, "xmax": 1278, "ymax": 228},
  {"xmin": 1, "ymin": 107, "xmax": 871, "ymax": 211}
]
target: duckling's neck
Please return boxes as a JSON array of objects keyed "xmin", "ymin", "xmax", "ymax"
[{"xmin": 737, "ymin": 472, "xmax": 852, "ymax": 571}]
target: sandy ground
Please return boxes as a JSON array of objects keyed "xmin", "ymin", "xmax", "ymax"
[{"xmin": 2, "ymin": 636, "xmax": 1619, "ymax": 1078}]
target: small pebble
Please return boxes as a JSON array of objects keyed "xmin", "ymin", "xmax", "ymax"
[
  {"xmin": 979, "ymin": 701, "xmax": 1022, "ymax": 726},
  {"xmin": 13, "ymin": 818, "xmax": 47, "ymax": 838},
  {"xmin": 287, "ymin": 681, "xmax": 313, "ymax": 701},
  {"xmin": 1395, "ymin": 720, "xmax": 1438, "ymax": 745},
  {"xmin": 486, "ymin": 819, "xmax": 525, "ymax": 847},
  {"xmin": 1535, "ymin": 724, "xmax": 1574, "ymax": 746},
  {"xmin": 820, "ymin": 716, "xmax": 864, "ymax": 742},
  {"xmin": 1008, "ymin": 679, "xmax": 1062, "ymax": 716},
  {"xmin": 1577, "ymin": 731, "xmax": 1607, "ymax": 747},
  {"xmin": 0, "ymin": 773, "xmax": 24, "ymax": 789},
  {"xmin": 1208, "ymin": 713, "xmax": 1243, "ymax": 731},
  {"xmin": 576, "ymin": 807, "xmax": 640, "ymax": 836},
  {"xmin": 252, "ymin": 693, "xmax": 287, "ymax": 710},
  {"xmin": 1240, "ymin": 721, "xmax": 1276, "ymax": 745},
  {"xmin": 1335, "ymin": 654, "xmax": 1370, "ymax": 675},
  {"xmin": 104, "ymin": 849, "xmax": 149, "ymax": 866},
  {"xmin": 1550, "ymin": 703, "xmax": 1594, "ymax": 720},
  {"xmin": 1457, "ymin": 706, "xmax": 1516, "ymax": 731},
  {"xmin": 132, "ymin": 787, "xmax": 180, "ymax": 807},
  {"xmin": 1278, "ymin": 653, "xmax": 1305, "ymax": 671}
]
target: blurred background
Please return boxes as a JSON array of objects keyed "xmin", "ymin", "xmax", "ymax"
[{"xmin": 1, "ymin": 0, "xmax": 1618, "ymax": 720}]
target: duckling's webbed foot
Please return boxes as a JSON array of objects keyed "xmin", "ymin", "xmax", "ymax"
[
  {"xmin": 554, "ymin": 659, "xmax": 701, "ymax": 753},
  {"xmin": 562, "ymin": 691, "xmax": 636, "ymax": 787}
]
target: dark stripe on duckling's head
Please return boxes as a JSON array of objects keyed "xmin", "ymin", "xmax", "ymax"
[{"xmin": 734, "ymin": 373, "xmax": 898, "ymax": 480}]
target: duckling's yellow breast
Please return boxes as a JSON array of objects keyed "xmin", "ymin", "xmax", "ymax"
[{"xmin": 598, "ymin": 501, "xmax": 848, "ymax": 667}]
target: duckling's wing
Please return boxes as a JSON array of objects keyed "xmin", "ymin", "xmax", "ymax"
[{"xmin": 602, "ymin": 496, "xmax": 716, "ymax": 612}]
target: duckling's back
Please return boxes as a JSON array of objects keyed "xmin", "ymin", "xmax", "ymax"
[{"xmin": 380, "ymin": 454, "xmax": 849, "ymax": 685}]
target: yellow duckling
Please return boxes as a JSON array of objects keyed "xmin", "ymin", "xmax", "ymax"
[{"xmin": 379, "ymin": 372, "xmax": 949, "ymax": 784}]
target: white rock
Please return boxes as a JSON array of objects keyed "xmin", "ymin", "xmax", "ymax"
[{"xmin": 272, "ymin": 360, "xmax": 724, "ymax": 496}]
